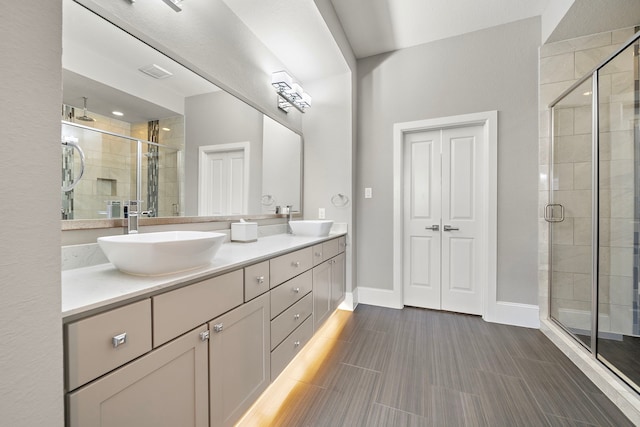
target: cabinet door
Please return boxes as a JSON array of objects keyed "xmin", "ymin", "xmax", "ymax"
[
  {"xmin": 68, "ymin": 325, "xmax": 209, "ymax": 427},
  {"xmin": 313, "ymin": 260, "xmax": 332, "ymax": 330},
  {"xmin": 209, "ymin": 293, "xmax": 270, "ymax": 427},
  {"xmin": 331, "ymin": 252, "xmax": 346, "ymax": 311}
]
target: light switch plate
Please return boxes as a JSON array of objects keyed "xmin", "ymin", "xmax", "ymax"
[
  {"xmin": 364, "ymin": 187, "xmax": 372, "ymax": 198},
  {"xmin": 318, "ymin": 208, "xmax": 325, "ymax": 219}
]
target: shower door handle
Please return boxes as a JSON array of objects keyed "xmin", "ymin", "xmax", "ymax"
[
  {"xmin": 61, "ymin": 137, "xmax": 86, "ymax": 192},
  {"xmin": 544, "ymin": 204, "xmax": 565, "ymax": 223}
]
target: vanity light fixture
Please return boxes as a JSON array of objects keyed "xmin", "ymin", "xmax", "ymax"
[
  {"xmin": 271, "ymin": 71, "xmax": 312, "ymax": 113},
  {"xmin": 161, "ymin": 0, "xmax": 183, "ymax": 12}
]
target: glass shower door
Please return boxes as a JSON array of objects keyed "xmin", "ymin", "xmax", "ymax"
[
  {"xmin": 549, "ymin": 77, "xmax": 594, "ymax": 349},
  {"xmin": 597, "ymin": 39, "xmax": 640, "ymax": 390}
]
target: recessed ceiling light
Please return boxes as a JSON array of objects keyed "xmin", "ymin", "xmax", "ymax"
[
  {"xmin": 162, "ymin": 127, "xmax": 171, "ymax": 131},
  {"xmin": 112, "ymin": 111, "xmax": 124, "ymax": 116}
]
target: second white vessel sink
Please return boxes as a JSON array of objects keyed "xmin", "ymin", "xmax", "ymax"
[
  {"xmin": 98, "ymin": 231, "xmax": 226, "ymax": 276},
  {"xmin": 289, "ymin": 220, "xmax": 334, "ymax": 237}
]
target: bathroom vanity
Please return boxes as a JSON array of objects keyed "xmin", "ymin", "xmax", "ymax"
[{"xmin": 62, "ymin": 233, "xmax": 347, "ymax": 427}]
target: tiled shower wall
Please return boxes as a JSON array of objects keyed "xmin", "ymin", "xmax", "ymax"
[
  {"xmin": 539, "ymin": 27, "xmax": 637, "ymax": 331},
  {"xmin": 63, "ymin": 111, "xmax": 134, "ymax": 219},
  {"xmin": 63, "ymin": 111, "xmax": 184, "ymax": 219}
]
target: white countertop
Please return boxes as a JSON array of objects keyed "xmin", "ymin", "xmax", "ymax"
[{"xmin": 62, "ymin": 232, "xmax": 346, "ymax": 321}]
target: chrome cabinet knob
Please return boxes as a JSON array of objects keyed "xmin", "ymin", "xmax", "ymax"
[
  {"xmin": 257, "ymin": 276, "xmax": 265, "ymax": 284},
  {"xmin": 294, "ymin": 313, "xmax": 300, "ymax": 320},
  {"xmin": 293, "ymin": 287, "xmax": 300, "ymax": 294},
  {"xmin": 200, "ymin": 330, "xmax": 210, "ymax": 341},
  {"xmin": 112, "ymin": 332, "xmax": 127, "ymax": 348},
  {"xmin": 294, "ymin": 340, "xmax": 301, "ymax": 348},
  {"xmin": 292, "ymin": 261, "xmax": 300, "ymax": 267},
  {"xmin": 213, "ymin": 323, "xmax": 224, "ymax": 333}
]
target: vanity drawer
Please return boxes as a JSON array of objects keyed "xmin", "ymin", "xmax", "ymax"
[
  {"xmin": 66, "ymin": 299, "xmax": 152, "ymax": 391},
  {"xmin": 244, "ymin": 261, "xmax": 270, "ymax": 302},
  {"xmin": 270, "ymin": 247, "xmax": 313, "ymax": 287},
  {"xmin": 271, "ymin": 293, "xmax": 313, "ymax": 350},
  {"xmin": 312, "ymin": 244, "xmax": 324, "ymax": 266},
  {"xmin": 153, "ymin": 270, "xmax": 243, "ymax": 347},
  {"xmin": 270, "ymin": 270, "xmax": 312, "ymax": 319},
  {"xmin": 322, "ymin": 238, "xmax": 340, "ymax": 261},
  {"xmin": 270, "ymin": 316, "xmax": 314, "ymax": 379}
]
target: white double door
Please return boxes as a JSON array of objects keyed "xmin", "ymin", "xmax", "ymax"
[{"xmin": 402, "ymin": 125, "xmax": 484, "ymax": 315}]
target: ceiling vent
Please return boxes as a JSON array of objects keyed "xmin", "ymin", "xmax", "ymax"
[{"xmin": 138, "ymin": 64, "xmax": 173, "ymax": 79}]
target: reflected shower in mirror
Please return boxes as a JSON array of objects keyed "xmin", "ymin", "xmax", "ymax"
[{"xmin": 61, "ymin": 0, "xmax": 302, "ymax": 221}]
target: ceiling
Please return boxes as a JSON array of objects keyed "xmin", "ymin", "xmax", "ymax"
[
  {"xmin": 63, "ymin": 0, "xmax": 219, "ymax": 123},
  {"xmin": 329, "ymin": 0, "xmax": 549, "ymax": 58}
]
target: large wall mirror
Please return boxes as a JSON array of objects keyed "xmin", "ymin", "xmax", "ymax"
[{"xmin": 61, "ymin": 0, "xmax": 302, "ymax": 222}]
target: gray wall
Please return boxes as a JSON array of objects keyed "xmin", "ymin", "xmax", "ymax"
[
  {"xmin": 0, "ymin": 2, "xmax": 64, "ymax": 426},
  {"xmin": 357, "ymin": 17, "xmax": 540, "ymax": 304},
  {"xmin": 303, "ymin": 73, "xmax": 355, "ymax": 293},
  {"xmin": 185, "ymin": 91, "xmax": 263, "ymax": 216}
]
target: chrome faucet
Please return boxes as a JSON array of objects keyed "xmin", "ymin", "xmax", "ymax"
[
  {"xmin": 126, "ymin": 200, "xmax": 140, "ymax": 234},
  {"xmin": 286, "ymin": 205, "xmax": 294, "ymax": 234}
]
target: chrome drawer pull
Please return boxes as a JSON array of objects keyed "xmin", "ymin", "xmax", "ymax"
[
  {"xmin": 112, "ymin": 332, "xmax": 127, "ymax": 348},
  {"xmin": 443, "ymin": 225, "xmax": 459, "ymax": 231},
  {"xmin": 315, "ymin": 252, "xmax": 322, "ymax": 257},
  {"xmin": 257, "ymin": 276, "xmax": 265, "ymax": 284},
  {"xmin": 292, "ymin": 261, "xmax": 300, "ymax": 267},
  {"xmin": 293, "ymin": 287, "xmax": 300, "ymax": 294}
]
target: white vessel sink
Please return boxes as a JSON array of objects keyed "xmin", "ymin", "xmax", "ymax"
[
  {"xmin": 98, "ymin": 231, "xmax": 226, "ymax": 276},
  {"xmin": 289, "ymin": 220, "xmax": 334, "ymax": 237}
]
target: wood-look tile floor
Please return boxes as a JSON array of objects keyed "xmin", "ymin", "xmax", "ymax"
[{"xmin": 237, "ymin": 304, "xmax": 633, "ymax": 427}]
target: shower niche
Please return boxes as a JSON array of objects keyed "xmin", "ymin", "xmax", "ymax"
[{"xmin": 547, "ymin": 29, "xmax": 640, "ymax": 391}]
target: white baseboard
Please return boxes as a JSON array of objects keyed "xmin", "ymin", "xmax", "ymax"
[
  {"xmin": 355, "ymin": 288, "xmax": 539, "ymax": 328},
  {"xmin": 356, "ymin": 286, "xmax": 403, "ymax": 309},
  {"xmin": 339, "ymin": 290, "xmax": 358, "ymax": 311},
  {"xmin": 484, "ymin": 301, "xmax": 540, "ymax": 329}
]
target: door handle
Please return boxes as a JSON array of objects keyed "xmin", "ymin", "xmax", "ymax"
[
  {"xmin": 443, "ymin": 225, "xmax": 459, "ymax": 231},
  {"xmin": 425, "ymin": 225, "xmax": 439, "ymax": 231},
  {"xmin": 544, "ymin": 204, "xmax": 565, "ymax": 223}
]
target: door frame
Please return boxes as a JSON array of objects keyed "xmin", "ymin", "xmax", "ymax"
[
  {"xmin": 198, "ymin": 142, "xmax": 250, "ymax": 216},
  {"xmin": 393, "ymin": 111, "xmax": 497, "ymax": 321}
]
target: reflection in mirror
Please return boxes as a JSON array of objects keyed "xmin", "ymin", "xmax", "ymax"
[{"xmin": 61, "ymin": 0, "xmax": 302, "ymax": 221}]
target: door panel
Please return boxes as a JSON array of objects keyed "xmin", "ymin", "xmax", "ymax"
[
  {"xmin": 448, "ymin": 136, "xmax": 475, "ymax": 220},
  {"xmin": 200, "ymin": 149, "xmax": 245, "ymax": 216},
  {"xmin": 442, "ymin": 126, "xmax": 483, "ymax": 315},
  {"xmin": 447, "ymin": 237, "xmax": 474, "ymax": 291},
  {"xmin": 403, "ymin": 131, "xmax": 441, "ymax": 308}
]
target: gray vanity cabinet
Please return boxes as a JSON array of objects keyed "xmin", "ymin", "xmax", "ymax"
[
  {"xmin": 312, "ymin": 259, "xmax": 332, "ymax": 329},
  {"xmin": 67, "ymin": 325, "xmax": 209, "ymax": 427},
  {"xmin": 209, "ymin": 292, "xmax": 270, "ymax": 427},
  {"xmin": 331, "ymin": 251, "xmax": 346, "ymax": 310},
  {"xmin": 64, "ymin": 235, "xmax": 347, "ymax": 427},
  {"xmin": 313, "ymin": 237, "xmax": 347, "ymax": 329}
]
